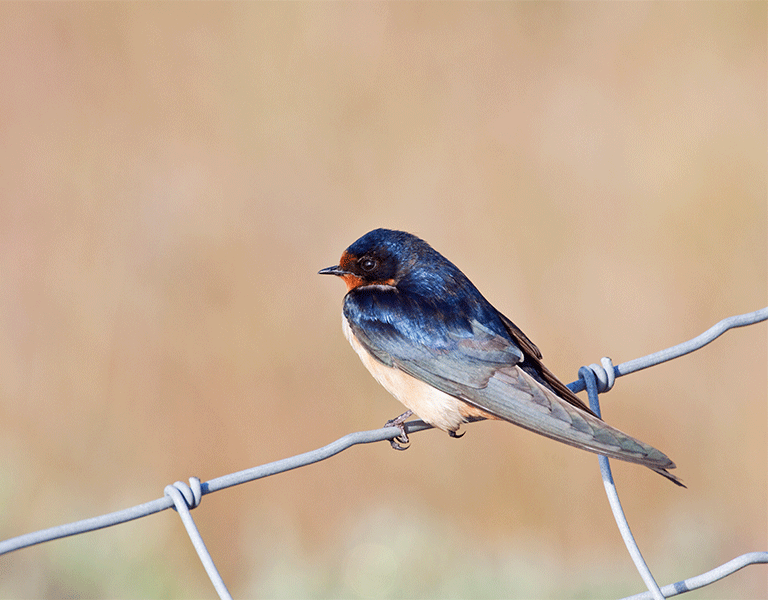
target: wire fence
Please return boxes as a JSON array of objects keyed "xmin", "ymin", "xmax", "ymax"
[{"xmin": 1, "ymin": 307, "xmax": 766, "ymax": 599}]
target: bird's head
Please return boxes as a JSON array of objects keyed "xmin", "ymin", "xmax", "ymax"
[{"xmin": 318, "ymin": 228, "xmax": 428, "ymax": 292}]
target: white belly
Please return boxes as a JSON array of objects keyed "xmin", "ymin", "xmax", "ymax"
[{"xmin": 342, "ymin": 316, "xmax": 467, "ymax": 432}]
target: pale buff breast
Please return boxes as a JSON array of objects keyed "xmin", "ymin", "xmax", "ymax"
[{"xmin": 342, "ymin": 316, "xmax": 492, "ymax": 432}]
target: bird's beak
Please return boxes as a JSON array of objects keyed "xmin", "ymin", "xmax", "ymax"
[{"xmin": 318, "ymin": 265, "xmax": 349, "ymax": 276}]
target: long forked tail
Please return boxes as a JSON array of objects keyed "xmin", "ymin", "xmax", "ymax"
[
  {"xmin": 648, "ymin": 465, "xmax": 685, "ymax": 488},
  {"xmin": 460, "ymin": 366, "xmax": 686, "ymax": 487}
]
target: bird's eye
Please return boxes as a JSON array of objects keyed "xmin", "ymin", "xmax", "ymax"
[{"xmin": 359, "ymin": 257, "xmax": 377, "ymax": 272}]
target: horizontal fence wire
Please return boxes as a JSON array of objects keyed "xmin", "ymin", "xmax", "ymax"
[{"xmin": 0, "ymin": 307, "xmax": 766, "ymax": 599}]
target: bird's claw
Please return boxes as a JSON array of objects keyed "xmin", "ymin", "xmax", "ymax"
[
  {"xmin": 385, "ymin": 410, "xmax": 413, "ymax": 450},
  {"xmin": 389, "ymin": 430, "xmax": 410, "ymax": 450},
  {"xmin": 448, "ymin": 429, "xmax": 464, "ymax": 439}
]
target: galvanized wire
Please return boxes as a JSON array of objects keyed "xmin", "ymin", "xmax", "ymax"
[
  {"xmin": 0, "ymin": 307, "xmax": 766, "ymax": 599},
  {"xmin": 581, "ymin": 364, "xmax": 665, "ymax": 600},
  {"xmin": 621, "ymin": 552, "xmax": 768, "ymax": 600}
]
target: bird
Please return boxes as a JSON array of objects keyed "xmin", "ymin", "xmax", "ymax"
[{"xmin": 319, "ymin": 228, "xmax": 684, "ymax": 487}]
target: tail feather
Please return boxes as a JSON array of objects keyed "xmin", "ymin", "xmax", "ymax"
[{"xmin": 459, "ymin": 366, "xmax": 685, "ymax": 487}]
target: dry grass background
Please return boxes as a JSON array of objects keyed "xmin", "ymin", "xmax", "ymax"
[{"xmin": 0, "ymin": 3, "xmax": 765, "ymax": 599}]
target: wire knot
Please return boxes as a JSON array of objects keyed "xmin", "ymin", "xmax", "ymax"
[
  {"xmin": 583, "ymin": 356, "xmax": 616, "ymax": 393},
  {"xmin": 164, "ymin": 477, "xmax": 202, "ymax": 512}
]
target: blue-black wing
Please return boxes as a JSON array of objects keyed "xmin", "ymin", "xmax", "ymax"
[{"xmin": 344, "ymin": 286, "xmax": 523, "ymax": 392}]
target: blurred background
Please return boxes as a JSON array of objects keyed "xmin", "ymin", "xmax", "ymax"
[{"xmin": 0, "ymin": 3, "xmax": 765, "ymax": 598}]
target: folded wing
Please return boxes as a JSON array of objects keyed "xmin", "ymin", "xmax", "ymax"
[{"xmin": 344, "ymin": 287, "xmax": 684, "ymax": 486}]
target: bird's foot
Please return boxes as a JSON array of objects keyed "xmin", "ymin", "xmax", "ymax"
[
  {"xmin": 448, "ymin": 429, "xmax": 464, "ymax": 439},
  {"xmin": 384, "ymin": 410, "xmax": 413, "ymax": 450}
]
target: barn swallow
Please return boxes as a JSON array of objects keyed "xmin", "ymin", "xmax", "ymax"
[{"xmin": 320, "ymin": 228, "xmax": 683, "ymax": 486}]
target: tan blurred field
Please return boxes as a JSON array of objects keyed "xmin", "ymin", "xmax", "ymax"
[{"xmin": 0, "ymin": 3, "xmax": 765, "ymax": 599}]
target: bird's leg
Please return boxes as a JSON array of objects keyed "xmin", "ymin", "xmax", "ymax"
[
  {"xmin": 384, "ymin": 410, "xmax": 413, "ymax": 450},
  {"xmin": 448, "ymin": 415, "xmax": 485, "ymax": 439}
]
